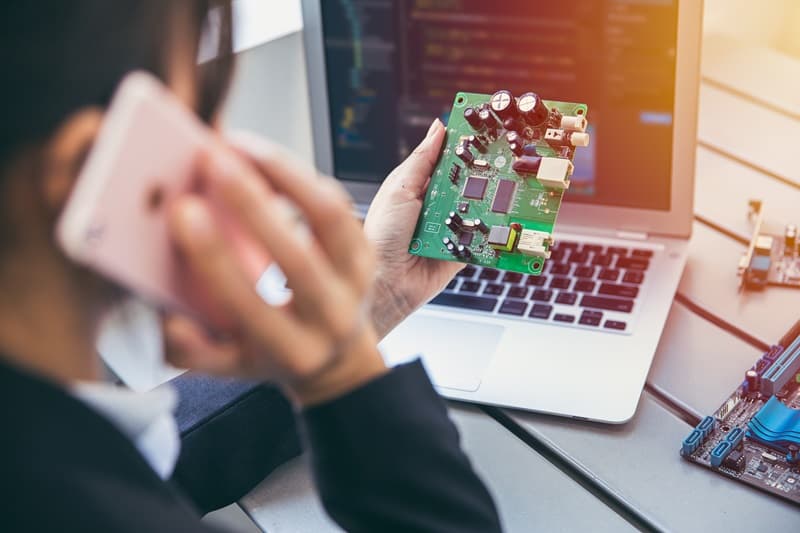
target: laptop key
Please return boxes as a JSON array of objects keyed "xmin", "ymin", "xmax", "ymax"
[
  {"xmin": 529, "ymin": 304, "xmax": 553, "ymax": 319},
  {"xmin": 631, "ymin": 249, "xmax": 654, "ymax": 258},
  {"xmin": 526, "ymin": 275, "xmax": 548, "ymax": 287},
  {"xmin": 555, "ymin": 292, "xmax": 578, "ymax": 305},
  {"xmin": 616, "ymin": 257, "xmax": 650, "ymax": 271},
  {"xmin": 550, "ymin": 249, "xmax": 567, "ymax": 262},
  {"xmin": 550, "ymin": 263, "xmax": 571, "ymax": 275},
  {"xmin": 460, "ymin": 281, "xmax": 481, "ymax": 293},
  {"xmin": 484, "ymin": 283, "xmax": 505, "ymax": 296},
  {"xmin": 503, "ymin": 272, "xmax": 523, "ymax": 284},
  {"xmin": 607, "ymin": 246, "xmax": 629, "ymax": 256},
  {"xmin": 554, "ymin": 313, "xmax": 576, "ymax": 323},
  {"xmin": 507, "ymin": 286, "xmax": 530, "ymax": 299},
  {"xmin": 604, "ymin": 320, "xmax": 628, "ymax": 331},
  {"xmin": 531, "ymin": 289, "xmax": 554, "ymax": 302},
  {"xmin": 592, "ymin": 254, "xmax": 612, "ymax": 266},
  {"xmin": 599, "ymin": 283, "xmax": 639, "ymax": 299},
  {"xmin": 568, "ymin": 251, "xmax": 590, "ymax": 264},
  {"xmin": 581, "ymin": 244, "xmax": 604, "ymax": 254},
  {"xmin": 574, "ymin": 280, "xmax": 596, "ymax": 293},
  {"xmin": 581, "ymin": 295, "xmax": 634, "ymax": 313},
  {"xmin": 579, "ymin": 310, "xmax": 603, "ymax": 326},
  {"xmin": 574, "ymin": 266, "xmax": 596, "ymax": 279},
  {"xmin": 446, "ymin": 279, "xmax": 458, "ymax": 291},
  {"xmin": 499, "ymin": 299, "xmax": 528, "ymax": 316},
  {"xmin": 457, "ymin": 265, "xmax": 477, "ymax": 278},
  {"xmin": 550, "ymin": 277, "xmax": 572, "ymax": 290},
  {"xmin": 480, "ymin": 268, "xmax": 501, "ymax": 281},
  {"xmin": 430, "ymin": 293, "xmax": 498, "ymax": 312},
  {"xmin": 623, "ymin": 270, "xmax": 645, "ymax": 284},
  {"xmin": 598, "ymin": 268, "xmax": 620, "ymax": 282}
]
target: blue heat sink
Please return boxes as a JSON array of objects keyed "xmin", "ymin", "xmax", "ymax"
[{"xmin": 747, "ymin": 396, "xmax": 800, "ymax": 453}]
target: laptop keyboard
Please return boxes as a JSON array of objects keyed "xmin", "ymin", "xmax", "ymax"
[{"xmin": 429, "ymin": 240, "xmax": 653, "ymax": 333}]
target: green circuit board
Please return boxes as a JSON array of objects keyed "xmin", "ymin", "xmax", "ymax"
[{"xmin": 408, "ymin": 90, "xmax": 590, "ymax": 275}]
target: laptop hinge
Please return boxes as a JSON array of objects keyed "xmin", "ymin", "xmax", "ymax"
[{"xmin": 615, "ymin": 230, "xmax": 649, "ymax": 241}]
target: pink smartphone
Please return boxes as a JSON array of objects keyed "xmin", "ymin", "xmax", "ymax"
[{"xmin": 56, "ymin": 71, "xmax": 269, "ymax": 326}]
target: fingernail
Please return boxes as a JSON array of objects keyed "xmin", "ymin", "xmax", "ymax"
[{"xmin": 426, "ymin": 118, "xmax": 442, "ymax": 138}]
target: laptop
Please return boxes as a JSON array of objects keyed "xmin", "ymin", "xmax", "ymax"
[{"xmin": 300, "ymin": 0, "xmax": 702, "ymax": 423}]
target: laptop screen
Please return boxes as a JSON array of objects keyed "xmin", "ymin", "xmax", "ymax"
[{"xmin": 318, "ymin": 0, "xmax": 678, "ymax": 211}]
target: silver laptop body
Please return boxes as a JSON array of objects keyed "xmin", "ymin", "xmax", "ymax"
[{"xmin": 300, "ymin": 0, "xmax": 703, "ymax": 423}]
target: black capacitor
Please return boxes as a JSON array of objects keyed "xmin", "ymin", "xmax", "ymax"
[
  {"xmin": 478, "ymin": 108, "xmax": 499, "ymax": 133},
  {"xmin": 468, "ymin": 135, "xmax": 487, "ymax": 153},
  {"xmin": 445, "ymin": 217, "xmax": 461, "ymax": 233},
  {"xmin": 503, "ymin": 117, "xmax": 521, "ymax": 133},
  {"xmin": 506, "ymin": 131, "xmax": 522, "ymax": 145},
  {"xmin": 745, "ymin": 369, "xmax": 760, "ymax": 394},
  {"xmin": 455, "ymin": 143, "xmax": 474, "ymax": 165},
  {"xmin": 474, "ymin": 219, "xmax": 489, "ymax": 234},
  {"xmin": 448, "ymin": 211, "xmax": 464, "ymax": 226},
  {"xmin": 490, "ymin": 90, "xmax": 517, "ymax": 120},
  {"xmin": 457, "ymin": 245, "xmax": 472, "ymax": 259},
  {"xmin": 512, "ymin": 156, "xmax": 543, "ymax": 175},
  {"xmin": 509, "ymin": 142, "xmax": 524, "ymax": 157},
  {"xmin": 464, "ymin": 107, "xmax": 483, "ymax": 130},
  {"xmin": 517, "ymin": 92, "xmax": 549, "ymax": 126},
  {"xmin": 442, "ymin": 237, "xmax": 454, "ymax": 247},
  {"xmin": 446, "ymin": 242, "xmax": 458, "ymax": 256}
]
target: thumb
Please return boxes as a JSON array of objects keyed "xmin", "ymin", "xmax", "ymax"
[{"xmin": 390, "ymin": 118, "xmax": 446, "ymax": 193}]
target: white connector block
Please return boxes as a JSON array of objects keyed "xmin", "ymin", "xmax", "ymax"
[
  {"xmin": 536, "ymin": 157, "xmax": 574, "ymax": 190},
  {"xmin": 561, "ymin": 115, "xmax": 587, "ymax": 132},
  {"xmin": 517, "ymin": 230, "xmax": 553, "ymax": 259}
]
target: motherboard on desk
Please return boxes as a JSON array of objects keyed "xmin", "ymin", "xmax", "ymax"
[
  {"xmin": 680, "ymin": 321, "xmax": 800, "ymax": 505},
  {"xmin": 409, "ymin": 90, "xmax": 590, "ymax": 276}
]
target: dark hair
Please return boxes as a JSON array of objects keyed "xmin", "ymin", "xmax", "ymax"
[{"xmin": 0, "ymin": 0, "xmax": 233, "ymax": 166}]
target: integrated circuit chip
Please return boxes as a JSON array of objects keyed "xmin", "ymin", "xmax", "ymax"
[
  {"xmin": 463, "ymin": 176, "xmax": 488, "ymax": 200},
  {"xmin": 491, "ymin": 179, "xmax": 517, "ymax": 213}
]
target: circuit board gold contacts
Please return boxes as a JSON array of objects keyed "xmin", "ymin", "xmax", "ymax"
[{"xmin": 409, "ymin": 90, "xmax": 590, "ymax": 275}]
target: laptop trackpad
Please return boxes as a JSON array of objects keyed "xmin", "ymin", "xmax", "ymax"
[{"xmin": 379, "ymin": 314, "xmax": 503, "ymax": 392}]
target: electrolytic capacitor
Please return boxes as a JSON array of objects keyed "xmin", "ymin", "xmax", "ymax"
[
  {"xmin": 468, "ymin": 135, "xmax": 487, "ymax": 153},
  {"xmin": 474, "ymin": 219, "xmax": 489, "ymax": 234},
  {"xmin": 490, "ymin": 90, "xmax": 517, "ymax": 120},
  {"xmin": 509, "ymin": 142, "xmax": 524, "ymax": 157},
  {"xmin": 506, "ymin": 131, "xmax": 522, "ymax": 145},
  {"xmin": 478, "ymin": 108, "xmax": 499, "ymax": 134},
  {"xmin": 517, "ymin": 92, "xmax": 550, "ymax": 126},
  {"xmin": 455, "ymin": 143, "xmax": 474, "ymax": 165},
  {"xmin": 464, "ymin": 107, "xmax": 483, "ymax": 130},
  {"xmin": 503, "ymin": 117, "xmax": 521, "ymax": 133},
  {"xmin": 745, "ymin": 369, "xmax": 760, "ymax": 394},
  {"xmin": 445, "ymin": 216, "xmax": 462, "ymax": 233},
  {"xmin": 448, "ymin": 211, "xmax": 463, "ymax": 226},
  {"xmin": 512, "ymin": 156, "xmax": 543, "ymax": 175},
  {"xmin": 457, "ymin": 245, "xmax": 472, "ymax": 259}
]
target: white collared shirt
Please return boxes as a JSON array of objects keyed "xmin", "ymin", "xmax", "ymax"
[{"xmin": 72, "ymin": 382, "xmax": 181, "ymax": 480}]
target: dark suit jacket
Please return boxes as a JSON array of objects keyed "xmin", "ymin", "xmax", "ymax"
[{"xmin": 0, "ymin": 356, "xmax": 502, "ymax": 532}]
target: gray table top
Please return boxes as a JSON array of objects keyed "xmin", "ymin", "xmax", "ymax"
[{"xmin": 232, "ymin": 29, "xmax": 800, "ymax": 533}]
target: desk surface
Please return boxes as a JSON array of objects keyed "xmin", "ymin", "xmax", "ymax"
[{"xmin": 233, "ymin": 31, "xmax": 800, "ymax": 532}]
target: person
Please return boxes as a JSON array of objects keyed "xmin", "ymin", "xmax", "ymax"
[{"xmin": 0, "ymin": 2, "xmax": 503, "ymax": 532}]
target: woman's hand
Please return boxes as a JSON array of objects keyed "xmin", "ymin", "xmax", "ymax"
[
  {"xmin": 165, "ymin": 136, "xmax": 386, "ymax": 406},
  {"xmin": 364, "ymin": 119, "xmax": 463, "ymax": 339}
]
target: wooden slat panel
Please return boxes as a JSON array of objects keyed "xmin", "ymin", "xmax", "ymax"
[
  {"xmin": 703, "ymin": 34, "xmax": 800, "ymax": 117},
  {"xmin": 698, "ymin": 84, "xmax": 800, "ymax": 187}
]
